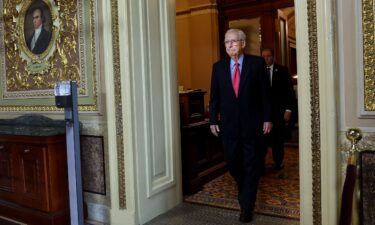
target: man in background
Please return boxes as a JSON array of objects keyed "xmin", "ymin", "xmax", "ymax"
[
  {"xmin": 26, "ymin": 7, "xmax": 51, "ymax": 54},
  {"xmin": 209, "ymin": 28, "xmax": 272, "ymax": 223},
  {"xmin": 261, "ymin": 48, "xmax": 296, "ymax": 172}
]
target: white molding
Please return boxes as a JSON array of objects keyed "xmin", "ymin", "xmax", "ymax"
[
  {"xmin": 87, "ymin": 203, "xmax": 111, "ymax": 224},
  {"xmin": 338, "ymin": 0, "xmax": 347, "ymax": 130},
  {"xmin": 316, "ymin": 0, "xmax": 338, "ymax": 224},
  {"xmin": 340, "ymin": 126, "xmax": 375, "ymax": 133},
  {"xmin": 294, "ymin": 0, "xmax": 313, "ymax": 223}
]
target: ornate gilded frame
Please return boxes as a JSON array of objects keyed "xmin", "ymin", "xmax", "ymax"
[
  {"xmin": 111, "ymin": 0, "xmax": 126, "ymax": 209},
  {"xmin": 362, "ymin": 0, "xmax": 375, "ymax": 112},
  {"xmin": 0, "ymin": 0, "xmax": 98, "ymax": 111},
  {"xmin": 307, "ymin": 0, "xmax": 321, "ymax": 224}
]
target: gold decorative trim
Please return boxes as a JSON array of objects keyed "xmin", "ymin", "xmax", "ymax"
[
  {"xmin": 362, "ymin": 0, "xmax": 375, "ymax": 111},
  {"xmin": 0, "ymin": 0, "xmax": 98, "ymax": 111},
  {"xmin": 307, "ymin": 0, "xmax": 321, "ymax": 224},
  {"xmin": 111, "ymin": 0, "xmax": 126, "ymax": 209},
  {"xmin": 0, "ymin": 104, "xmax": 96, "ymax": 111},
  {"xmin": 3, "ymin": 0, "xmax": 80, "ymax": 94},
  {"xmin": 89, "ymin": 0, "xmax": 98, "ymax": 111}
]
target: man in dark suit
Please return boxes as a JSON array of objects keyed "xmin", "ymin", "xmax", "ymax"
[
  {"xmin": 261, "ymin": 48, "xmax": 296, "ymax": 171},
  {"xmin": 209, "ymin": 28, "xmax": 272, "ymax": 223},
  {"xmin": 26, "ymin": 8, "xmax": 51, "ymax": 54}
]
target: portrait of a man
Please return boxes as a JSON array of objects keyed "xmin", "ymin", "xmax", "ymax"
[{"xmin": 24, "ymin": 3, "xmax": 52, "ymax": 55}]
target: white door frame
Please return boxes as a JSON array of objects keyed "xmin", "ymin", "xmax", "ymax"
[{"xmin": 103, "ymin": 0, "xmax": 339, "ymax": 224}]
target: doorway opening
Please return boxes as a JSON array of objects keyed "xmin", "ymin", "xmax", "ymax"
[{"xmin": 176, "ymin": 1, "xmax": 299, "ymax": 221}]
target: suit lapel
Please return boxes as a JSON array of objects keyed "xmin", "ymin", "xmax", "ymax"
[
  {"xmin": 239, "ymin": 55, "xmax": 250, "ymax": 96},
  {"xmin": 223, "ymin": 59, "xmax": 235, "ymax": 95},
  {"xmin": 272, "ymin": 65, "xmax": 280, "ymax": 87}
]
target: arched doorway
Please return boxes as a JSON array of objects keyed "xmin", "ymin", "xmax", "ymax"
[
  {"xmin": 175, "ymin": 0, "xmax": 337, "ymax": 225},
  {"xmin": 108, "ymin": 0, "xmax": 339, "ymax": 224}
]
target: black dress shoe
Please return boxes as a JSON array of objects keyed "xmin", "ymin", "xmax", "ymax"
[{"xmin": 239, "ymin": 210, "xmax": 253, "ymax": 223}]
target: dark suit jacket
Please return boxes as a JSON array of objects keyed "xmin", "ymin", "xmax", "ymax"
[
  {"xmin": 209, "ymin": 54, "xmax": 272, "ymax": 139},
  {"xmin": 269, "ymin": 64, "xmax": 296, "ymax": 124},
  {"xmin": 27, "ymin": 27, "xmax": 52, "ymax": 54}
]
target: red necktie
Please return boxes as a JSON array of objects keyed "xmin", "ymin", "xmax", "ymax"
[{"xmin": 232, "ymin": 63, "xmax": 240, "ymax": 97}]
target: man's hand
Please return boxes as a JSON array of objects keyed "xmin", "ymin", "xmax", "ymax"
[
  {"xmin": 210, "ymin": 124, "xmax": 220, "ymax": 137},
  {"xmin": 284, "ymin": 111, "xmax": 292, "ymax": 123},
  {"xmin": 263, "ymin": 122, "xmax": 272, "ymax": 134}
]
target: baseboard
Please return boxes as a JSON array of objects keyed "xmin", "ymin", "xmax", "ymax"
[{"xmin": 85, "ymin": 219, "xmax": 108, "ymax": 225}]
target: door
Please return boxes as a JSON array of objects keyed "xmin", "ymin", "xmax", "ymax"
[
  {"xmin": 17, "ymin": 144, "xmax": 48, "ymax": 211},
  {"xmin": 0, "ymin": 142, "xmax": 17, "ymax": 202},
  {"xmin": 126, "ymin": 1, "xmax": 182, "ymax": 224}
]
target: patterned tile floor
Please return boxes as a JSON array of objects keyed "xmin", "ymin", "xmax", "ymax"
[{"xmin": 145, "ymin": 203, "xmax": 299, "ymax": 225}]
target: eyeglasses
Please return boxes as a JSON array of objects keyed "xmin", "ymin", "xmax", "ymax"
[{"xmin": 224, "ymin": 39, "xmax": 243, "ymax": 45}]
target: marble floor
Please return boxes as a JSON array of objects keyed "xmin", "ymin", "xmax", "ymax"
[{"xmin": 145, "ymin": 203, "xmax": 299, "ymax": 225}]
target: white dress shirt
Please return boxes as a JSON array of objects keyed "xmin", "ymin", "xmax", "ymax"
[{"xmin": 31, "ymin": 25, "xmax": 42, "ymax": 50}]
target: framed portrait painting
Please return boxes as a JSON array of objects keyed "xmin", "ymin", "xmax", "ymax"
[
  {"xmin": 0, "ymin": 0, "xmax": 98, "ymax": 111},
  {"xmin": 23, "ymin": 1, "xmax": 53, "ymax": 56}
]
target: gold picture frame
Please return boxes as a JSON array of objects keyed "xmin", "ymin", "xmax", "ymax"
[
  {"xmin": 362, "ymin": 0, "xmax": 375, "ymax": 112},
  {"xmin": 0, "ymin": 0, "xmax": 98, "ymax": 111}
]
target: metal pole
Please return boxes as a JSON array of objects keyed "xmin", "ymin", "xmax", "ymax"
[{"xmin": 65, "ymin": 81, "xmax": 84, "ymax": 225}]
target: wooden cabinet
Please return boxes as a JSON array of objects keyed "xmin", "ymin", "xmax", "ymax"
[
  {"xmin": 180, "ymin": 121, "xmax": 227, "ymax": 195},
  {"xmin": 179, "ymin": 90, "xmax": 227, "ymax": 195},
  {"xmin": 0, "ymin": 134, "xmax": 69, "ymax": 225},
  {"xmin": 181, "ymin": 120, "xmax": 227, "ymax": 195},
  {"xmin": 0, "ymin": 142, "xmax": 16, "ymax": 203},
  {"xmin": 179, "ymin": 91, "xmax": 207, "ymax": 126}
]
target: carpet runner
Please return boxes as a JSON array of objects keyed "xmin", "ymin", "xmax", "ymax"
[{"xmin": 184, "ymin": 146, "xmax": 300, "ymax": 219}]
